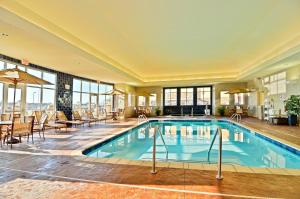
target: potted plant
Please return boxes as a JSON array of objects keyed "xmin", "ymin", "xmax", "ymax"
[
  {"xmin": 154, "ymin": 107, "xmax": 161, "ymax": 116},
  {"xmin": 284, "ymin": 95, "xmax": 300, "ymax": 126},
  {"xmin": 217, "ymin": 106, "xmax": 226, "ymax": 116}
]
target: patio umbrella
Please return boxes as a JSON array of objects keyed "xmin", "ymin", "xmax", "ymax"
[
  {"xmin": 225, "ymin": 88, "xmax": 255, "ymax": 94},
  {"xmin": 0, "ymin": 68, "xmax": 53, "ymax": 116},
  {"xmin": 100, "ymin": 88, "xmax": 126, "ymax": 111},
  {"xmin": 100, "ymin": 88, "xmax": 126, "ymax": 95}
]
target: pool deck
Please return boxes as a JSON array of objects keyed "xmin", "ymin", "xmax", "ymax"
[{"xmin": 0, "ymin": 117, "xmax": 300, "ymax": 199}]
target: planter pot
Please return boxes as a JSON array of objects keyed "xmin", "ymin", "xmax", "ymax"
[{"xmin": 288, "ymin": 114, "xmax": 298, "ymax": 126}]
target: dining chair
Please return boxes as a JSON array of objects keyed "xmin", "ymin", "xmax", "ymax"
[
  {"xmin": 33, "ymin": 113, "xmax": 48, "ymax": 140},
  {"xmin": 10, "ymin": 116, "xmax": 35, "ymax": 148}
]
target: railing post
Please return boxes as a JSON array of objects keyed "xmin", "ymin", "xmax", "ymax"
[
  {"xmin": 151, "ymin": 126, "xmax": 157, "ymax": 174},
  {"xmin": 216, "ymin": 127, "xmax": 223, "ymax": 180}
]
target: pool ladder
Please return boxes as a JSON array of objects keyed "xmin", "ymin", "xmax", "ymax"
[
  {"xmin": 207, "ymin": 126, "xmax": 223, "ymax": 180},
  {"xmin": 138, "ymin": 114, "xmax": 148, "ymax": 123},
  {"xmin": 146, "ymin": 123, "xmax": 168, "ymax": 174}
]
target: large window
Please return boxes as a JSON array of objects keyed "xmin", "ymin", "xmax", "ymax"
[
  {"xmin": 7, "ymin": 87, "xmax": 21, "ymax": 113},
  {"xmin": 138, "ymin": 96, "xmax": 146, "ymax": 106},
  {"xmin": 220, "ymin": 91, "xmax": 230, "ymax": 105},
  {"xmin": 73, "ymin": 79, "xmax": 104, "ymax": 113},
  {"xmin": 99, "ymin": 83, "xmax": 113, "ymax": 112},
  {"xmin": 0, "ymin": 59, "xmax": 56, "ymax": 115},
  {"xmin": 164, "ymin": 89, "xmax": 177, "ymax": 106},
  {"xmin": 263, "ymin": 72, "xmax": 286, "ymax": 95},
  {"xmin": 149, "ymin": 94, "xmax": 157, "ymax": 106},
  {"xmin": 0, "ymin": 83, "xmax": 2, "ymax": 114},
  {"xmin": 128, "ymin": 94, "xmax": 132, "ymax": 107},
  {"xmin": 117, "ymin": 94, "xmax": 125, "ymax": 109},
  {"xmin": 197, "ymin": 87, "xmax": 211, "ymax": 105},
  {"xmin": 0, "ymin": 62, "xmax": 3, "ymax": 113},
  {"xmin": 234, "ymin": 93, "xmax": 244, "ymax": 105},
  {"xmin": 26, "ymin": 69, "xmax": 56, "ymax": 115},
  {"xmin": 180, "ymin": 88, "xmax": 193, "ymax": 106}
]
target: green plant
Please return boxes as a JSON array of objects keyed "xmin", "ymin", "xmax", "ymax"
[
  {"xmin": 284, "ymin": 95, "xmax": 300, "ymax": 116},
  {"xmin": 154, "ymin": 107, "xmax": 161, "ymax": 116},
  {"xmin": 217, "ymin": 106, "xmax": 226, "ymax": 116}
]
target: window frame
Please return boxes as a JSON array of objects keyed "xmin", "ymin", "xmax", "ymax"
[
  {"xmin": 164, "ymin": 88, "xmax": 177, "ymax": 106},
  {"xmin": 220, "ymin": 91, "xmax": 230, "ymax": 105},
  {"xmin": 180, "ymin": 88, "xmax": 194, "ymax": 106},
  {"xmin": 197, "ymin": 87, "xmax": 211, "ymax": 105}
]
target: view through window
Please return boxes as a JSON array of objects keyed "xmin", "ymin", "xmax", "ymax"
[
  {"xmin": 164, "ymin": 88, "xmax": 177, "ymax": 106},
  {"xmin": 197, "ymin": 87, "xmax": 211, "ymax": 105},
  {"xmin": 220, "ymin": 91, "xmax": 230, "ymax": 105},
  {"xmin": 180, "ymin": 88, "xmax": 193, "ymax": 106}
]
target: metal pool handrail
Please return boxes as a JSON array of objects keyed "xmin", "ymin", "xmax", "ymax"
[
  {"xmin": 138, "ymin": 114, "xmax": 148, "ymax": 123},
  {"xmin": 207, "ymin": 128, "xmax": 218, "ymax": 162},
  {"xmin": 207, "ymin": 126, "xmax": 223, "ymax": 180},
  {"xmin": 156, "ymin": 125, "xmax": 169, "ymax": 160},
  {"xmin": 151, "ymin": 125, "xmax": 169, "ymax": 174}
]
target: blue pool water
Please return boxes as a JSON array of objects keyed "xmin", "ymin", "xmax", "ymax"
[{"xmin": 84, "ymin": 120, "xmax": 300, "ymax": 169}]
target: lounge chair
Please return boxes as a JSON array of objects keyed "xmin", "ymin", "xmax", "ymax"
[
  {"xmin": 46, "ymin": 112, "xmax": 68, "ymax": 133},
  {"xmin": 72, "ymin": 111, "xmax": 96, "ymax": 126},
  {"xmin": 87, "ymin": 111, "xmax": 105, "ymax": 123},
  {"xmin": 56, "ymin": 111, "xmax": 84, "ymax": 127}
]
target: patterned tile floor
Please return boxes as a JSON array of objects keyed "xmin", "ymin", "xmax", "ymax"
[{"xmin": 0, "ymin": 117, "xmax": 299, "ymax": 199}]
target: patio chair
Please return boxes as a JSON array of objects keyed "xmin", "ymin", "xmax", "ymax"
[
  {"xmin": 72, "ymin": 111, "xmax": 96, "ymax": 126},
  {"xmin": 11, "ymin": 114, "xmax": 21, "ymax": 123},
  {"xmin": 33, "ymin": 113, "xmax": 48, "ymax": 140},
  {"xmin": 0, "ymin": 114, "xmax": 11, "ymax": 136},
  {"xmin": 33, "ymin": 111, "xmax": 43, "ymax": 124},
  {"xmin": 0, "ymin": 127, "xmax": 8, "ymax": 148},
  {"xmin": 10, "ymin": 116, "xmax": 35, "ymax": 148},
  {"xmin": 56, "ymin": 111, "xmax": 84, "ymax": 127},
  {"xmin": 1, "ymin": 113, "xmax": 10, "ymax": 121}
]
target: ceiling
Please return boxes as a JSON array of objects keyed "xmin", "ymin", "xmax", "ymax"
[{"xmin": 1, "ymin": 0, "xmax": 300, "ymax": 86}]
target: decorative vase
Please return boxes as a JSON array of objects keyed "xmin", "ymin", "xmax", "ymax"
[{"xmin": 288, "ymin": 114, "xmax": 297, "ymax": 126}]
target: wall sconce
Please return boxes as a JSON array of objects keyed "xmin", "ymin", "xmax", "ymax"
[{"xmin": 65, "ymin": 84, "xmax": 70, "ymax": 90}]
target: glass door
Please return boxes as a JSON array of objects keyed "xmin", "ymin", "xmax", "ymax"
[{"xmin": 90, "ymin": 94, "xmax": 98, "ymax": 116}]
